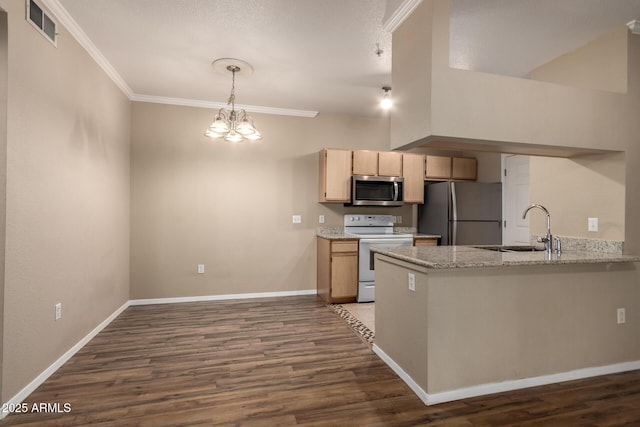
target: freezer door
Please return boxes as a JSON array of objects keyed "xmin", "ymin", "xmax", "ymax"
[
  {"xmin": 418, "ymin": 182, "xmax": 451, "ymax": 244},
  {"xmin": 451, "ymin": 182, "xmax": 502, "ymax": 221},
  {"xmin": 452, "ymin": 220, "xmax": 503, "ymax": 245}
]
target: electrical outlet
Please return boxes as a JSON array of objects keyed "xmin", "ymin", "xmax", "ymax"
[
  {"xmin": 588, "ymin": 217, "xmax": 599, "ymax": 232},
  {"xmin": 292, "ymin": 215, "xmax": 302, "ymax": 224},
  {"xmin": 617, "ymin": 308, "xmax": 626, "ymax": 324},
  {"xmin": 55, "ymin": 303, "xmax": 62, "ymax": 321},
  {"xmin": 408, "ymin": 273, "xmax": 416, "ymax": 292},
  {"xmin": 197, "ymin": 264, "xmax": 205, "ymax": 274},
  {"xmin": 319, "ymin": 215, "xmax": 325, "ymax": 224},
  {"xmin": 397, "ymin": 215, "xmax": 402, "ymax": 224}
]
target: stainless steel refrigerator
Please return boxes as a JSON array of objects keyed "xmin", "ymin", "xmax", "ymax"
[{"xmin": 418, "ymin": 181, "xmax": 502, "ymax": 245}]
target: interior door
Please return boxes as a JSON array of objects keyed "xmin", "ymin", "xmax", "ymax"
[{"xmin": 503, "ymin": 155, "xmax": 530, "ymax": 245}]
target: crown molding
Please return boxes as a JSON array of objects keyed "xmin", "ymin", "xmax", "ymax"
[
  {"xmin": 383, "ymin": 0, "xmax": 424, "ymax": 33},
  {"xmin": 41, "ymin": 0, "xmax": 134, "ymax": 98},
  {"xmin": 628, "ymin": 20, "xmax": 640, "ymax": 35},
  {"xmin": 131, "ymin": 94, "xmax": 319, "ymax": 118},
  {"xmin": 40, "ymin": 0, "xmax": 318, "ymax": 118}
]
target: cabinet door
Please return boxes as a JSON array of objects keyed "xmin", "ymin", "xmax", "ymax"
[
  {"xmin": 331, "ymin": 253, "xmax": 358, "ymax": 298},
  {"xmin": 402, "ymin": 153, "xmax": 425, "ymax": 204},
  {"xmin": 452, "ymin": 157, "xmax": 478, "ymax": 180},
  {"xmin": 378, "ymin": 152, "xmax": 403, "ymax": 176},
  {"xmin": 319, "ymin": 149, "xmax": 352, "ymax": 202},
  {"xmin": 425, "ymin": 156, "xmax": 452, "ymax": 179},
  {"xmin": 352, "ymin": 150, "xmax": 378, "ymax": 176}
]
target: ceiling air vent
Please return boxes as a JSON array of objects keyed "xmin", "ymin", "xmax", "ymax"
[{"xmin": 26, "ymin": 0, "xmax": 57, "ymax": 46}]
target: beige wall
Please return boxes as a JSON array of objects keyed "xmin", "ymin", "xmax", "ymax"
[
  {"xmin": 530, "ymin": 26, "xmax": 628, "ymax": 93},
  {"xmin": 426, "ymin": 0, "xmax": 631, "ymax": 153},
  {"xmin": 392, "ymin": 0, "xmax": 640, "ymax": 252},
  {"xmin": 391, "ymin": 0, "xmax": 434, "ymax": 149},
  {"xmin": 527, "ymin": 27, "xmax": 630, "ymax": 241},
  {"xmin": 130, "ymin": 102, "xmax": 409, "ymax": 299},
  {"xmin": 530, "ymin": 153, "xmax": 626, "ymax": 240},
  {"xmin": 0, "ymin": 0, "xmax": 130, "ymax": 401},
  {"xmin": 0, "ymin": 9, "xmax": 7, "ymax": 398}
]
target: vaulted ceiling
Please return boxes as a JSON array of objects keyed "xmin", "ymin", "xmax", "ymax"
[{"xmin": 55, "ymin": 0, "xmax": 640, "ymax": 117}]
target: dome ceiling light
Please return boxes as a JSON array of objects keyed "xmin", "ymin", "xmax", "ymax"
[{"xmin": 380, "ymin": 86, "xmax": 392, "ymax": 110}]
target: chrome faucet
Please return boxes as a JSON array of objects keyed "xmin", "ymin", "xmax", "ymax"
[{"xmin": 522, "ymin": 204, "xmax": 553, "ymax": 254}]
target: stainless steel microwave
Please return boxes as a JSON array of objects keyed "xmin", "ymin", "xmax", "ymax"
[{"xmin": 350, "ymin": 175, "xmax": 404, "ymax": 207}]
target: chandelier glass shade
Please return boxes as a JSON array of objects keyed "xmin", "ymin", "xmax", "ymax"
[{"xmin": 205, "ymin": 62, "xmax": 261, "ymax": 142}]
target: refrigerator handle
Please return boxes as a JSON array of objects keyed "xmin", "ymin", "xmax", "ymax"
[{"xmin": 450, "ymin": 182, "xmax": 457, "ymax": 245}]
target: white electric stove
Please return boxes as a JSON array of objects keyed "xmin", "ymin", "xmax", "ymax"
[{"xmin": 344, "ymin": 214, "xmax": 413, "ymax": 302}]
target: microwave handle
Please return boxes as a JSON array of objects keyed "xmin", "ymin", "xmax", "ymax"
[{"xmin": 393, "ymin": 181, "xmax": 398, "ymax": 201}]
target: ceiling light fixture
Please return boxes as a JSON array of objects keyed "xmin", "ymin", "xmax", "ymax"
[
  {"xmin": 375, "ymin": 43, "xmax": 384, "ymax": 57},
  {"xmin": 204, "ymin": 58, "xmax": 261, "ymax": 142},
  {"xmin": 380, "ymin": 86, "xmax": 392, "ymax": 110}
]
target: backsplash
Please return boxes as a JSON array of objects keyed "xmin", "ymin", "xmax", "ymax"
[{"xmin": 532, "ymin": 235, "xmax": 624, "ymax": 254}]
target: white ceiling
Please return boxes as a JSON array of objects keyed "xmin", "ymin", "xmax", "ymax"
[{"xmin": 55, "ymin": 0, "xmax": 640, "ymax": 117}]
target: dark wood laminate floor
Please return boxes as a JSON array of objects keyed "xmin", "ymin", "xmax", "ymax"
[{"xmin": 2, "ymin": 295, "xmax": 640, "ymax": 426}]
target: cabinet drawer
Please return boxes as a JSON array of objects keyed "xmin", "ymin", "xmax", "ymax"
[
  {"xmin": 331, "ymin": 240, "xmax": 358, "ymax": 253},
  {"xmin": 414, "ymin": 238, "xmax": 438, "ymax": 247}
]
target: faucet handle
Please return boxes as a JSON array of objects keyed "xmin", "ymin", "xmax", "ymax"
[
  {"xmin": 537, "ymin": 236, "xmax": 549, "ymax": 243},
  {"xmin": 554, "ymin": 237, "xmax": 562, "ymax": 254}
]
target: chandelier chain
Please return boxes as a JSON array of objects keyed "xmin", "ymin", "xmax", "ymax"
[{"xmin": 227, "ymin": 66, "xmax": 238, "ymax": 109}]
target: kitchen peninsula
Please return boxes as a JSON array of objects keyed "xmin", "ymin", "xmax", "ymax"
[{"xmin": 371, "ymin": 245, "xmax": 640, "ymax": 406}]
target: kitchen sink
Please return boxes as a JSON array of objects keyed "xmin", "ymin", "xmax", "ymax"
[{"xmin": 473, "ymin": 245, "xmax": 545, "ymax": 253}]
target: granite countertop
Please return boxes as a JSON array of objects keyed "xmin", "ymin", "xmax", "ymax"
[
  {"xmin": 316, "ymin": 228, "xmax": 440, "ymax": 240},
  {"xmin": 371, "ymin": 245, "xmax": 640, "ymax": 269}
]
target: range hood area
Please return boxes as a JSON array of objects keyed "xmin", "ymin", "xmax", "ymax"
[{"xmin": 390, "ymin": 0, "xmax": 639, "ymax": 158}]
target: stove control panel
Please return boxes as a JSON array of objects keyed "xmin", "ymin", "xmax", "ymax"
[{"xmin": 344, "ymin": 214, "xmax": 394, "ymax": 227}]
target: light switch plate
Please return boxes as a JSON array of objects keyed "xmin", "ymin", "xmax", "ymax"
[
  {"xmin": 588, "ymin": 217, "xmax": 599, "ymax": 232},
  {"xmin": 292, "ymin": 215, "xmax": 302, "ymax": 224}
]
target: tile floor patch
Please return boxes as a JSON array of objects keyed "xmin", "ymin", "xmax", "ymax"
[{"xmin": 329, "ymin": 304, "xmax": 374, "ymax": 344}]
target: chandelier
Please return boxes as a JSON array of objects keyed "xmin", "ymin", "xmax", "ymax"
[{"xmin": 204, "ymin": 59, "xmax": 261, "ymax": 142}]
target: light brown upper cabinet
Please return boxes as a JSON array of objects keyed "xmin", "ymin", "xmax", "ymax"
[
  {"xmin": 353, "ymin": 150, "xmax": 403, "ymax": 177},
  {"xmin": 425, "ymin": 155, "xmax": 452, "ymax": 180},
  {"xmin": 319, "ymin": 148, "xmax": 352, "ymax": 202},
  {"xmin": 378, "ymin": 151, "xmax": 403, "ymax": 176},
  {"xmin": 425, "ymin": 155, "xmax": 478, "ymax": 181},
  {"xmin": 352, "ymin": 150, "xmax": 378, "ymax": 176},
  {"xmin": 452, "ymin": 157, "xmax": 478, "ymax": 180},
  {"xmin": 402, "ymin": 153, "xmax": 425, "ymax": 203}
]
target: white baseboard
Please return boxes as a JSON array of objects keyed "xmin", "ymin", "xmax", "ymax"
[
  {"xmin": 1, "ymin": 301, "xmax": 130, "ymax": 419},
  {"xmin": 1, "ymin": 289, "xmax": 318, "ymax": 419},
  {"xmin": 373, "ymin": 343, "xmax": 640, "ymax": 406},
  {"xmin": 129, "ymin": 289, "xmax": 317, "ymax": 306},
  {"xmin": 372, "ymin": 344, "xmax": 430, "ymax": 405}
]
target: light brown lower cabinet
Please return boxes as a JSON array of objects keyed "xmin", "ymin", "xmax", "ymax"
[
  {"xmin": 413, "ymin": 237, "xmax": 438, "ymax": 247},
  {"xmin": 317, "ymin": 238, "xmax": 358, "ymax": 303}
]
